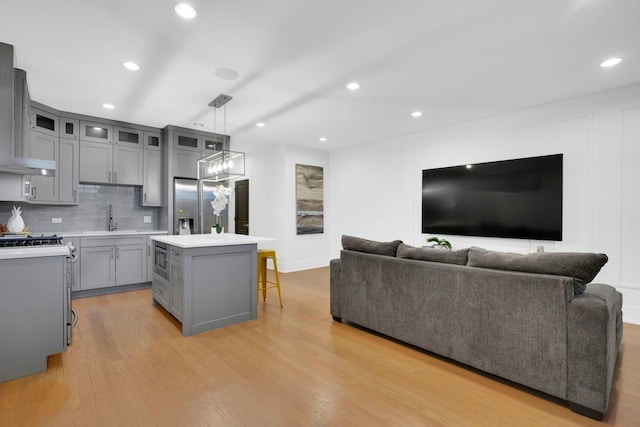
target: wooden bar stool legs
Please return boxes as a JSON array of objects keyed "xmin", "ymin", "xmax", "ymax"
[{"xmin": 257, "ymin": 249, "xmax": 283, "ymax": 307}]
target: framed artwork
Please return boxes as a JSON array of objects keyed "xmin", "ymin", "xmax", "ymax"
[{"xmin": 296, "ymin": 164, "xmax": 324, "ymax": 235}]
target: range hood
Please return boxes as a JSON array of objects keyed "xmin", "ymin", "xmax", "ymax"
[{"xmin": 0, "ymin": 42, "xmax": 55, "ymax": 176}]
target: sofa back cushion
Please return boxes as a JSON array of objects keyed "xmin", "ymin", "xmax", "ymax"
[
  {"xmin": 466, "ymin": 246, "xmax": 608, "ymax": 294},
  {"xmin": 397, "ymin": 243, "xmax": 469, "ymax": 265},
  {"xmin": 341, "ymin": 235, "xmax": 402, "ymax": 257}
]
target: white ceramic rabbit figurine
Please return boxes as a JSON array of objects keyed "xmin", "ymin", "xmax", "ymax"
[{"xmin": 7, "ymin": 205, "xmax": 25, "ymax": 233}]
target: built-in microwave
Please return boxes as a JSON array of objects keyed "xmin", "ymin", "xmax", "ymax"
[{"xmin": 154, "ymin": 241, "xmax": 169, "ymax": 280}]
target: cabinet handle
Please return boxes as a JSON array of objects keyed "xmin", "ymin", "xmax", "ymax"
[
  {"xmin": 116, "ymin": 247, "xmax": 120, "ymax": 259},
  {"xmin": 147, "ymin": 245, "xmax": 150, "ymax": 256},
  {"xmin": 114, "ymin": 172, "xmax": 117, "ymax": 183},
  {"xmin": 73, "ymin": 188, "xmax": 77, "ymax": 201},
  {"xmin": 110, "ymin": 248, "xmax": 114, "ymax": 259},
  {"xmin": 108, "ymin": 171, "xmax": 112, "ymax": 182},
  {"xmin": 144, "ymin": 192, "xmax": 147, "ymax": 203},
  {"xmin": 31, "ymin": 186, "xmax": 36, "ymax": 199}
]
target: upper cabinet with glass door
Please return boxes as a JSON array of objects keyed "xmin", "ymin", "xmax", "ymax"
[
  {"xmin": 30, "ymin": 107, "xmax": 59, "ymax": 137},
  {"xmin": 60, "ymin": 117, "xmax": 79, "ymax": 140},
  {"xmin": 144, "ymin": 131, "xmax": 162, "ymax": 150},
  {"xmin": 80, "ymin": 120, "xmax": 113, "ymax": 144},
  {"xmin": 115, "ymin": 127, "xmax": 143, "ymax": 148}
]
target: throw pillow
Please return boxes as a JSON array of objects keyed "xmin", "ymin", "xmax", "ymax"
[
  {"xmin": 466, "ymin": 246, "xmax": 608, "ymax": 294},
  {"xmin": 341, "ymin": 235, "xmax": 403, "ymax": 257},
  {"xmin": 397, "ymin": 243, "xmax": 469, "ymax": 265}
]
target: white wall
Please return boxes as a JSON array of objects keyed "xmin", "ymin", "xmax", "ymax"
[
  {"xmin": 245, "ymin": 143, "xmax": 330, "ymax": 272},
  {"xmin": 242, "ymin": 85, "xmax": 640, "ymax": 323},
  {"xmin": 327, "ymin": 84, "xmax": 640, "ymax": 324}
]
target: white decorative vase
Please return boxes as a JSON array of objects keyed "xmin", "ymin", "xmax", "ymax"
[{"xmin": 7, "ymin": 205, "xmax": 25, "ymax": 233}]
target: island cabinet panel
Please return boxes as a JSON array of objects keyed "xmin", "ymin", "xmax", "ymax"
[
  {"xmin": 152, "ymin": 240, "xmax": 258, "ymax": 336},
  {"xmin": 0, "ymin": 256, "xmax": 67, "ymax": 382}
]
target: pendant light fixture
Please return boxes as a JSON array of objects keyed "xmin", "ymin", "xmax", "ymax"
[{"xmin": 197, "ymin": 94, "xmax": 245, "ymax": 182}]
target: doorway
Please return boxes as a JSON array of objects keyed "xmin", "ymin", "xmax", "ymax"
[{"xmin": 235, "ymin": 179, "xmax": 249, "ymax": 235}]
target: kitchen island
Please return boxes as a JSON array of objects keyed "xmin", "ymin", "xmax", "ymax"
[{"xmin": 150, "ymin": 234, "xmax": 272, "ymax": 336}]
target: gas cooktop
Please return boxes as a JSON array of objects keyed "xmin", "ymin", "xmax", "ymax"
[{"xmin": 0, "ymin": 234, "xmax": 64, "ymax": 248}]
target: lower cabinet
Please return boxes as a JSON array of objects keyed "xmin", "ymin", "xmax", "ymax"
[
  {"xmin": 169, "ymin": 256, "xmax": 184, "ymax": 321},
  {"xmin": 80, "ymin": 235, "xmax": 146, "ymax": 290}
]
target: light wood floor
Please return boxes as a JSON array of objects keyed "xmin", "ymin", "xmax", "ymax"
[{"xmin": 1, "ymin": 267, "xmax": 638, "ymax": 426}]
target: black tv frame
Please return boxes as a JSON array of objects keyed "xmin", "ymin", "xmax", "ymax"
[{"xmin": 421, "ymin": 154, "xmax": 563, "ymax": 241}]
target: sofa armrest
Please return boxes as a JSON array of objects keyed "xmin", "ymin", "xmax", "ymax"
[
  {"xmin": 566, "ymin": 284, "xmax": 623, "ymax": 417},
  {"xmin": 330, "ymin": 258, "xmax": 342, "ymax": 320}
]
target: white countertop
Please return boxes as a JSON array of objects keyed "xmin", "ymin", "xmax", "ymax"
[
  {"xmin": 57, "ymin": 230, "xmax": 169, "ymax": 238},
  {"xmin": 0, "ymin": 245, "xmax": 71, "ymax": 260},
  {"xmin": 150, "ymin": 233, "xmax": 273, "ymax": 249}
]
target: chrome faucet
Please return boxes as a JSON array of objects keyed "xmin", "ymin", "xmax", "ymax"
[{"xmin": 108, "ymin": 204, "xmax": 117, "ymax": 232}]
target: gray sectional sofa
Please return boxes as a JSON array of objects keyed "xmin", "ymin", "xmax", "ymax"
[{"xmin": 330, "ymin": 236, "xmax": 623, "ymax": 420}]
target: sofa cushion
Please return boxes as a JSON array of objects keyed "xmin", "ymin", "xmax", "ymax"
[
  {"xmin": 467, "ymin": 246, "xmax": 608, "ymax": 294},
  {"xmin": 341, "ymin": 235, "xmax": 402, "ymax": 257},
  {"xmin": 397, "ymin": 243, "xmax": 469, "ymax": 265}
]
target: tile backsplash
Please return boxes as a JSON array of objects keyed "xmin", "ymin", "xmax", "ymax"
[{"xmin": 0, "ymin": 184, "xmax": 160, "ymax": 233}]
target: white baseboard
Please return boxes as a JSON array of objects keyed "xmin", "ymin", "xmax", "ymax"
[{"xmin": 278, "ymin": 257, "xmax": 330, "ymax": 273}]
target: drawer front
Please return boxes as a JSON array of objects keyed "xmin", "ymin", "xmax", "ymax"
[
  {"xmin": 152, "ymin": 275, "xmax": 169, "ymax": 310},
  {"xmin": 81, "ymin": 235, "xmax": 147, "ymax": 247},
  {"xmin": 169, "ymin": 246, "xmax": 183, "ymax": 260}
]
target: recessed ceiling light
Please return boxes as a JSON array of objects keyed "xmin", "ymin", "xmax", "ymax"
[
  {"xmin": 346, "ymin": 82, "xmax": 360, "ymax": 91},
  {"xmin": 411, "ymin": 111, "xmax": 423, "ymax": 118},
  {"xmin": 466, "ymin": 164, "xmax": 473, "ymax": 169},
  {"xmin": 193, "ymin": 122, "xmax": 204, "ymax": 127},
  {"xmin": 215, "ymin": 68, "xmax": 239, "ymax": 80},
  {"xmin": 256, "ymin": 122, "xmax": 266, "ymax": 127},
  {"xmin": 319, "ymin": 137, "xmax": 327, "ymax": 142},
  {"xmin": 122, "ymin": 61, "xmax": 140, "ymax": 71},
  {"xmin": 600, "ymin": 57, "xmax": 622, "ymax": 68},
  {"xmin": 174, "ymin": 3, "xmax": 197, "ymax": 19},
  {"xmin": 102, "ymin": 103, "xmax": 115, "ymax": 110}
]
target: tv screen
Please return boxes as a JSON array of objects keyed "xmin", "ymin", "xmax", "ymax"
[{"xmin": 421, "ymin": 154, "xmax": 563, "ymax": 241}]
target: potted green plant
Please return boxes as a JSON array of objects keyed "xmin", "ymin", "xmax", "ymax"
[{"xmin": 426, "ymin": 236, "xmax": 452, "ymax": 250}]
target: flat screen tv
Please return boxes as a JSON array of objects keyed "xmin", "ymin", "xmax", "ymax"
[{"xmin": 421, "ymin": 154, "xmax": 563, "ymax": 241}]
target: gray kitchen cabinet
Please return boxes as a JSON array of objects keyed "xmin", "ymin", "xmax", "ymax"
[
  {"xmin": 169, "ymin": 255, "xmax": 184, "ymax": 321},
  {"xmin": 80, "ymin": 120, "xmax": 113, "ymax": 144},
  {"xmin": 142, "ymin": 149, "xmax": 162, "ymax": 206},
  {"xmin": 0, "ymin": 254, "xmax": 68, "ymax": 382},
  {"xmin": 114, "ymin": 145, "xmax": 143, "ymax": 185},
  {"xmin": 172, "ymin": 130, "xmax": 230, "ymax": 179},
  {"xmin": 58, "ymin": 138, "xmax": 79, "ymax": 203},
  {"xmin": 115, "ymin": 126, "xmax": 142, "ymax": 148},
  {"xmin": 80, "ymin": 235, "xmax": 147, "ymax": 290},
  {"xmin": 173, "ymin": 148, "xmax": 200, "ymax": 179},
  {"xmin": 152, "ymin": 273, "xmax": 170, "ymax": 310},
  {"xmin": 59, "ymin": 117, "xmax": 79, "ymax": 140},
  {"xmin": 80, "ymin": 140, "xmax": 142, "ymax": 185},
  {"xmin": 80, "ymin": 245, "xmax": 115, "ymax": 290},
  {"xmin": 25, "ymin": 130, "xmax": 58, "ymax": 203},
  {"xmin": 29, "ymin": 107, "xmax": 59, "ymax": 137},
  {"xmin": 144, "ymin": 131, "xmax": 161, "ymax": 150},
  {"xmin": 116, "ymin": 244, "xmax": 146, "ymax": 285},
  {"xmin": 80, "ymin": 141, "xmax": 112, "ymax": 183}
]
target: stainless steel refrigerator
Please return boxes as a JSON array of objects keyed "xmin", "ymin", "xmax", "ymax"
[{"xmin": 173, "ymin": 178, "xmax": 228, "ymax": 235}]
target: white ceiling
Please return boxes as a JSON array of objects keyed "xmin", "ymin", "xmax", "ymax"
[{"xmin": 2, "ymin": 0, "xmax": 639, "ymax": 153}]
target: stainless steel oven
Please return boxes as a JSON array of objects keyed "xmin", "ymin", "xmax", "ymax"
[{"xmin": 154, "ymin": 241, "xmax": 169, "ymax": 280}]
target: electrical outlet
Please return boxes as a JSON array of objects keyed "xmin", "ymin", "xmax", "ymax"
[
  {"xmin": 52, "ymin": 218, "xmax": 62, "ymax": 223},
  {"xmin": 143, "ymin": 216, "xmax": 152, "ymax": 223}
]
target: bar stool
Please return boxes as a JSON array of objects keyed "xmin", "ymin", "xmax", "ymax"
[{"xmin": 257, "ymin": 249, "xmax": 283, "ymax": 307}]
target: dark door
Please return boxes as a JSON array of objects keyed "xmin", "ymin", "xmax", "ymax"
[{"xmin": 234, "ymin": 179, "xmax": 249, "ymax": 235}]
